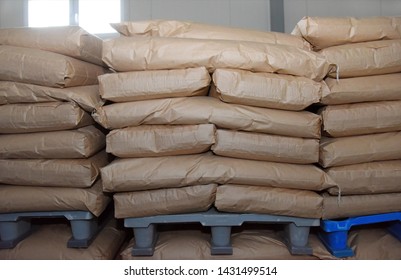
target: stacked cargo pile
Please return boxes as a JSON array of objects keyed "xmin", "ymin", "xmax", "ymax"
[
  {"xmin": 96, "ymin": 66, "xmax": 218, "ymax": 219},
  {"xmin": 293, "ymin": 17, "xmax": 401, "ymax": 219},
  {"xmin": 0, "ymin": 27, "xmax": 120, "ymax": 257},
  {"xmin": 120, "ymin": 226, "xmax": 319, "ymax": 260},
  {"xmin": 94, "ymin": 20, "xmax": 335, "ymax": 256},
  {"xmin": 210, "ymin": 67, "xmax": 330, "ymax": 219},
  {"xmin": 120, "ymin": 223, "xmax": 401, "ymax": 260},
  {"xmin": 0, "ymin": 218, "xmax": 126, "ymax": 260}
]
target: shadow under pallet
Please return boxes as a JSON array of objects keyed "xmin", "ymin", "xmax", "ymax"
[
  {"xmin": 124, "ymin": 207, "xmax": 320, "ymax": 256},
  {"xmin": 0, "ymin": 210, "xmax": 109, "ymax": 249},
  {"xmin": 319, "ymin": 212, "xmax": 401, "ymax": 258}
]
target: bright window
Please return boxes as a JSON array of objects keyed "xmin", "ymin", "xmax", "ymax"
[
  {"xmin": 28, "ymin": 0, "xmax": 121, "ymax": 34},
  {"xmin": 28, "ymin": 0, "xmax": 70, "ymax": 28},
  {"xmin": 78, "ymin": 0, "xmax": 120, "ymax": 34}
]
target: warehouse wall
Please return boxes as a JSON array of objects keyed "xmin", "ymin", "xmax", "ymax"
[
  {"xmin": 0, "ymin": 0, "xmax": 26, "ymax": 28},
  {"xmin": 1, "ymin": 0, "xmax": 400, "ymax": 33},
  {"xmin": 124, "ymin": 0, "xmax": 271, "ymax": 31},
  {"xmin": 284, "ymin": 0, "xmax": 401, "ymax": 33},
  {"xmin": 0, "ymin": 0, "xmax": 272, "ymax": 32}
]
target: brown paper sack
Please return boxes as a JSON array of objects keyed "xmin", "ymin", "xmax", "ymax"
[
  {"xmin": 0, "ymin": 26, "xmax": 103, "ymax": 66},
  {"xmin": 322, "ymin": 73, "xmax": 401, "ymax": 105},
  {"xmin": 107, "ymin": 124, "xmax": 215, "ymax": 158},
  {"xmin": 121, "ymin": 226, "xmax": 401, "ymax": 260},
  {"xmin": 292, "ymin": 16, "xmax": 401, "ymax": 50},
  {"xmin": 308, "ymin": 226, "xmax": 401, "ymax": 260},
  {"xmin": 0, "ymin": 180, "xmax": 110, "ymax": 216},
  {"xmin": 0, "ymin": 102, "xmax": 94, "ymax": 134},
  {"xmin": 322, "ymin": 192, "xmax": 401, "ymax": 219},
  {"xmin": 0, "ymin": 45, "xmax": 105, "ymax": 88},
  {"xmin": 93, "ymin": 96, "xmax": 321, "ymax": 139},
  {"xmin": 120, "ymin": 229, "xmax": 317, "ymax": 260},
  {"xmin": 211, "ymin": 129, "xmax": 319, "ymax": 164},
  {"xmin": 320, "ymin": 100, "xmax": 401, "ymax": 137},
  {"xmin": 319, "ymin": 132, "xmax": 401, "ymax": 168},
  {"xmin": 0, "ymin": 150, "xmax": 108, "ymax": 187},
  {"xmin": 0, "ymin": 82, "xmax": 103, "ymax": 112},
  {"xmin": 0, "ymin": 126, "xmax": 105, "ymax": 159},
  {"xmin": 0, "ymin": 218, "xmax": 126, "ymax": 260},
  {"xmin": 102, "ymin": 36, "xmax": 331, "ymax": 81},
  {"xmin": 114, "ymin": 184, "xmax": 217, "ymax": 218},
  {"xmin": 99, "ymin": 67, "xmax": 211, "ymax": 102},
  {"xmin": 320, "ymin": 40, "xmax": 401, "ymax": 78},
  {"xmin": 347, "ymin": 227, "xmax": 401, "ymax": 260},
  {"xmin": 101, "ymin": 153, "xmax": 335, "ymax": 193},
  {"xmin": 326, "ymin": 160, "xmax": 401, "ymax": 195},
  {"xmin": 111, "ymin": 20, "xmax": 311, "ymax": 50},
  {"xmin": 211, "ymin": 69, "xmax": 324, "ymax": 111},
  {"xmin": 215, "ymin": 184, "xmax": 323, "ymax": 219}
]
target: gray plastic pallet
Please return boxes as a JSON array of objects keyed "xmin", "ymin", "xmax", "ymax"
[
  {"xmin": 0, "ymin": 210, "xmax": 105, "ymax": 249},
  {"xmin": 124, "ymin": 208, "xmax": 320, "ymax": 256}
]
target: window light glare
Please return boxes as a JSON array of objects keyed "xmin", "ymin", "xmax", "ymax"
[
  {"xmin": 28, "ymin": 0, "xmax": 120, "ymax": 34},
  {"xmin": 79, "ymin": 0, "xmax": 120, "ymax": 34},
  {"xmin": 28, "ymin": 0, "xmax": 70, "ymax": 28}
]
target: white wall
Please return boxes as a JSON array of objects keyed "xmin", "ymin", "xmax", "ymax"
[
  {"xmin": 284, "ymin": 0, "xmax": 401, "ymax": 33},
  {"xmin": 0, "ymin": 0, "xmax": 271, "ymax": 32},
  {"xmin": 124, "ymin": 0, "xmax": 271, "ymax": 31},
  {"xmin": 1, "ymin": 0, "xmax": 400, "ymax": 33},
  {"xmin": 0, "ymin": 0, "xmax": 26, "ymax": 28}
]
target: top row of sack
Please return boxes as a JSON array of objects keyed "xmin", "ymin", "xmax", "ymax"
[{"xmin": 0, "ymin": 16, "xmax": 400, "ymax": 81}]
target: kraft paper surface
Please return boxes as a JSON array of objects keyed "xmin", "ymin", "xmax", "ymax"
[
  {"xmin": 0, "ymin": 150, "xmax": 108, "ymax": 187},
  {"xmin": 106, "ymin": 124, "xmax": 215, "ymax": 158},
  {"xmin": 215, "ymin": 184, "xmax": 323, "ymax": 219},
  {"xmin": 114, "ymin": 184, "xmax": 217, "ymax": 218},
  {"xmin": 322, "ymin": 73, "xmax": 401, "ymax": 105},
  {"xmin": 0, "ymin": 180, "xmax": 110, "ymax": 216},
  {"xmin": 326, "ymin": 160, "xmax": 401, "ymax": 195},
  {"xmin": 93, "ymin": 96, "xmax": 321, "ymax": 139},
  {"xmin": 101, "ymin": 153, "xmax": 335, "ymax": 193},
  {"xmin": 320, "ymin": 39, "xmax": 401, "ymax": 78},
  {"xmin": 320, "ymin": 100, "xmax": 401, "ymax": 137},
  {"xmin": 292, "ymin": 16, "xmax": 401, "ymax": 50},
  {"xmin": 0, "ymin": 218, "xmax": 126, "ymax": 260},
  {"xmin": 0, "ymin": 102, "xmax": 94, "ymax": 134},
  {"xmin": 111, "ymin": 20, "xmax": 311, "ymax": 50},
  {"xmin": 211, "ymin": 129, "xmax": 319, "ymax": 164},
  {"xmin": 322, "ymin": 192, "xmax": 401, "ymax": 219},
  {"xmin": 119, "ymin": 229, "xmax": 317, "ymax": 260},
  {"xmin": 99, "ymin": 67, "xmax": 211, "ymax": 102},
  {"xmin": 0, "ymin": 45, "xmax": 105, "ymax": 88},
  {"xmin": 102, "ymin": 36, "xmax": 331, "ymax": 81},
  {"xmin": 319, "ymin": 132, "xmax": 401, "ymax": 168},
  {"xmin": 310, "ymin": 225, "xmax": 401, "ymax": 260},
  {"xmin": 211, "ymin": 69, "xmax": 324, "ymax": 111},
  {"xmin": 0, "ymin": 26, "xmax": 104, "ymax": 65},
  {"xmin": 345, "ymin": 226, "xmax": 401, "ymax": 260},
  {"xmin": 0, "ymin": 82, "xmax": 103, "ymax": 112},
  {"xmin": 120, "ymin": 226, "xmax": 401, "ymax": 260},
  {"xmin": 0, "ymin": 126, "xmax": 105, "ymax": 159}
]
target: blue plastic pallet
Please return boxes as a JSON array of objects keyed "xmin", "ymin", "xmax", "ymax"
[
  {"xmin": 124, "ymin": 207, "xmax": 320, "ymax": 256},
  {"xmin": 319, "ymin": 212, "xmax": 401, "ymax": 258},
  {"xmin": 0, "ymin": 210, "xmax": 107, "ymax": 249}
]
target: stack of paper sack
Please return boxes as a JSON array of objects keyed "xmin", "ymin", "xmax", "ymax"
[
  {"xmin": 0, "ymin": 27, "xmax": 124, "ymax": 259},
  {"xmin": 293, "ymin": 16, "xmax": 401, "ymax": 219},
  {"xmin": 0, "ymin": 219, "xmax": 126, "ymax": 260},
  {"xmin": 119, "ymin": 223, "xmax": 401, "ymax": 260},
  {"xmin": 95, "ymin": 21, "xmax": 335, "ymax": 245}
]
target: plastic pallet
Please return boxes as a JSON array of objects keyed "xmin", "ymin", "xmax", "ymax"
[
  {"xmin": 319, "ymin": 212, "xmax": 401, "ymax": 258},
  {"xmin": 124, "ymin": 207, "xmax": 320, "ymax": 256},
  {"xmin": 0, "ymin": 210, "xmax": 106, "ymax": 249}
]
